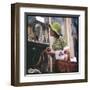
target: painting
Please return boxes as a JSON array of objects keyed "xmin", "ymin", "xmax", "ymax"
[
  {"xmin": 11, "ymin": 3, "xmax": 88, "ymax": 86},
  {"xmin": 25, "ymin": 15, "xmax": 79, "ymax": 74}
]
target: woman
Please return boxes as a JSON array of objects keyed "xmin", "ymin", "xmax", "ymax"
[
  {"xmin": 45, "ymin": 22, "xmax": 70, "ymax": 73},
  {"xmin": 46, "ymin": 22, "xmax": 67, "ymax": 56}
]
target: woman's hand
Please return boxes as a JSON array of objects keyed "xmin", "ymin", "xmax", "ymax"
[
  {"xmin": 64, "ymin": 46, "xmax": 70, "ymax": 61},
  {"xmin": 45, "ymin": 47, "xmax": 55, "ymax": 56}
]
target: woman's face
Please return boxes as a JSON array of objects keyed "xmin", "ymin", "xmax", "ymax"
[{"xmin": 50, "ymin": 30, "xmax": 55, "ymax": 36}]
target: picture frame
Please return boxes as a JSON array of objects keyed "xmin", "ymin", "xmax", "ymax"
[{"xmin": 11, "ymin": 3, "xmax": 88, "ymax": 86}]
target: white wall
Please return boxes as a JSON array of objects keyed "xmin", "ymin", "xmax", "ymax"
[{"xmin": 0, "ymin": 0, "xmax": 89, "ymax": 90}]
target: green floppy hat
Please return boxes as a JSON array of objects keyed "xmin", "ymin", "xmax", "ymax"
[{"xmin": 50, "ymin": 22, "xmax": 61, "ymax": 36}]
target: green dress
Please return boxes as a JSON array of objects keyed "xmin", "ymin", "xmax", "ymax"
[{"xmin": 52, "ymin": 36, "xmax": 67, "ymax": 50}]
